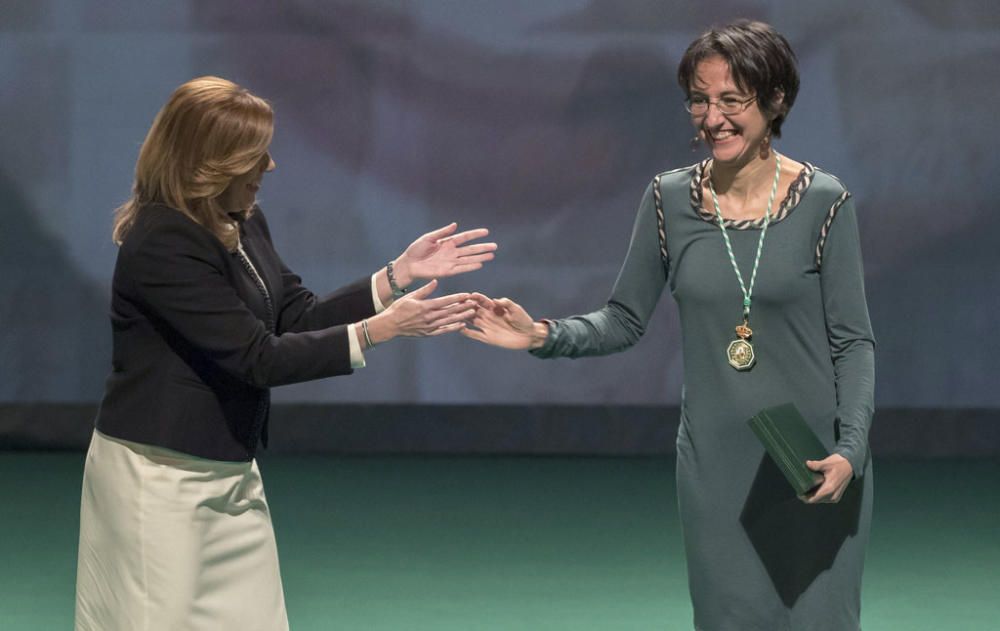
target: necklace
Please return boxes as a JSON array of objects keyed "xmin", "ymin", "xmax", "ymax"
[{"xmin": 707, "ymin": 153, "xmax": 782, "ymax": 371}]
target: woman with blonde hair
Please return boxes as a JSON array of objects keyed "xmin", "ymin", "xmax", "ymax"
[{"xmin": 75, "ymin": 76, "xmax": 496, "ymax": 630}]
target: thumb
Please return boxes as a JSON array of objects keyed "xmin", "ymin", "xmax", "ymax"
[
  {"xmin": 407, "ymin": 279, "xmax": 438, "ymax": 299},
  {"xmin": 805, "ymin": 460, "xmax": 824, "ymax": 472}
]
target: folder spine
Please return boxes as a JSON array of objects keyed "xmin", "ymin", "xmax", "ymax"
[
  {"xmin": 761, "ymin": 410, "xmax": 812, "ymax": 493},
  {"xmin": 749, "ymin": 409, "xmax": 816, "ymax": 495}
]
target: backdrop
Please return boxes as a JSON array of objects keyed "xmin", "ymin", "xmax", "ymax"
[{"xmin": 2, "ymin": 0, "xmax": 998, "ymax": 409}]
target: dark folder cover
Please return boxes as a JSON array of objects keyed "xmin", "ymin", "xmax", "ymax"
[{"xmin": 747, "ymin": 403, "xmax": 828, "ymax": 495}]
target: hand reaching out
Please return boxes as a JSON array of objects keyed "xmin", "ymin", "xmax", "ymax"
[
  {"xmin": 392, "ymin": 223, "xmax": 497, "ymax": 287},
  {"xmin": 365, "ymin": 280, "xmax": 477, "ymax": 343},
  {"xmin": 460, "ymin": 293, "xmax": 549, "ymax": 350}
]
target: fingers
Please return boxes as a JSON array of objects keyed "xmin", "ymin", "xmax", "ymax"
[
  {"xmin": 439, "ymin": 298, "xmax": 477, "ymax": 313},
  {"xmin": 801, "ymin": 480, "xmax": 842, "ymax": 504},
  {"xmin": 455, "ymin": 242, "xmax": 498, "ymax": 256},
  {"xmin": 423, "ymin": 223, "xmax": 459, "ymax": 241},
  {"xmin": 427, "ymin": 299, "xmax": 476, "ymax": 320},
  {"xmin": 430, "ymin": 245, "xmax": 497, "ymax": 278},
  {"xmin": 426, "ymin": 321, "xmax": 467, "ymax": 336},
  {"xmin": 806, "ymin": 492, "xmax": 835, "ymax": 504},
  {"xmin": 406, "ymin": 297, "xmax": 476, "ymax": 329},
  {"xmin": 447, "ymin": 263, "xmax": 485, "ymax": 276},
  {"xmin": 493, "ymin": 297, "xmax": 522, "ymax": 317},
  {"xmin": 447, "ymin": 228, "xmax": 490, "ymax": 246},
  {"xmin": 459, "ymin": 327, "xmax": 489, "ymax": 342},
  {"xmin": 454, "ymin": 252, "xmax": 496, "ymax": 266},
  {"xmin": 802, "ymin": 489, "xmax": 823, "ymax": 504},
  {"xmin": 470, "ymin": 293, "xmax": 495, "ymax": 309},
  {"xmin": 400, "ymin": 290, "xmax": 523, "ymax": 340},
  {"xmin": 800, "ymin": 456, "xmax": 851, "ymax": 504},
  {"xmin": 425, "ymin": 300, "xmax": 478, "ymax": 335},
  {"xmin": 427, "ymin": 307, "xmax": 476, "ymax": 329},
  {"xmin": 801, "ymin": 486, "xmax": 826, "ymax": 504},
  {"xmin": 467, "ymin": 308, "xmax": 509, "ymax": 335},
  {"xmin": 423, "ymin": 292, "xmax": 473, "ymax": 309}
]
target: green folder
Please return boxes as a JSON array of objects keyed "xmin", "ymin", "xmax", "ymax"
[{"xmin": 747, "ymin": 403, "xmax": 828, "ymax": 495}]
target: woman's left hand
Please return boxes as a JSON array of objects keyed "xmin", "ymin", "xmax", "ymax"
[
  {"xmin": 392, "ymin": 223, "xmax": 497, "ymax": 287},
  {"xmin": 800, "ymin": 454, "xmax": 854, "ymax": 504}
]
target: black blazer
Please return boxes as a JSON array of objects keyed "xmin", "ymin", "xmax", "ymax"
[{"xmin": 95, "ymin": 204, "xmax": 376, "ymax": 461}]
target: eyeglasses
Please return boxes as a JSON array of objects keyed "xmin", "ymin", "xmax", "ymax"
[{"xmin": 684, "ymin": 95, "xmax": 756, "ymax": 116}]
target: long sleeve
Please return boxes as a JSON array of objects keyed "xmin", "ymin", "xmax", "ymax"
[
  {"xmin": 819, "ymin": 196, "xmax": 876, "ymax": 477},
  {"xmin": 531, "ymin": 181, "xmax": 668, "ymax": 359},
  {"xmin": 275, "ymin": 265, "xmax": 375, "ymax": 333},
  {"xmin": 121, "ymin": 217, "xmax": 355, "ymax": 388}
]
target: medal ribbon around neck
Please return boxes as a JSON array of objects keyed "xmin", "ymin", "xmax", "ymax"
[{"xmin": 707, "ymin": 152, "xmax": 782, "ymax": 371}]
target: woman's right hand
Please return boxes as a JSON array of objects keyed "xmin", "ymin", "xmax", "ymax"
[
  {"xmin": 365, "ymin": 279, "xmax": 476, "ymax": 344},
  {"xmin": 461, "ymin": 293, "xmax": 549, "ymax": 350}
]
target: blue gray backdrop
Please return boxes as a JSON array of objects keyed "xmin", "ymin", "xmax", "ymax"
[{"xmin": 2, "ymin": 2, "xmax": 998, "ymax": 431}]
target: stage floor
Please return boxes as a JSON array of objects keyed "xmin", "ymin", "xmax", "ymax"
[{"xmin": 1, "ymin": 453, "xmax": 997, "ymax": 629}]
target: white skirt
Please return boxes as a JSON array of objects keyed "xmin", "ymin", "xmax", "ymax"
[{"xmin": 75, "ymin": 430, "xmax": 289, "ymax": 631}]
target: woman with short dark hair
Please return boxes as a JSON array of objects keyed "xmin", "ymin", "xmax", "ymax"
[{"xmin": 464, "ymin": 20, "xmax": 874, "ymax": 630}]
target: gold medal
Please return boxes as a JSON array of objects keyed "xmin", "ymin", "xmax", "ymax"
[
  {"xmin": 727, "ymin": 321, "xmax": 755, "ymax": 371},
  {"xmin": 708, "ymin": 153, "xmax": 782, "ymax": 373}
]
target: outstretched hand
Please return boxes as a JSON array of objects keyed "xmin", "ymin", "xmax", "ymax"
[
  {"xmin": 383, "ymin": 279, "xmax": 476, "ymax": 338},
  {"xmin": 393, "ymin": 223, "xmax": 497, "ymax": 286},
  {"xmin": 460, "ymin": 293, "xmax": 548, "ymax": 350},
  {"xmin": 364, "ymin": 280, "xmax": 477, "ymax": 346},
  {"xmin": 800, "ymin": 453, "xmax": 854, "ymax": 504}
]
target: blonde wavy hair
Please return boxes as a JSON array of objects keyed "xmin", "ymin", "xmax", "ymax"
[{"xmin": 112, "ymin": 76, "xmax": 274, "ymax": 251}]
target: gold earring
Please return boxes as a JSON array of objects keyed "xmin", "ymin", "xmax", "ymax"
[{"xmin": 690, "ymin": 130, "xmax": 705, "ymax": 152}]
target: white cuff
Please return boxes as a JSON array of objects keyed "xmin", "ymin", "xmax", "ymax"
[
  {"xmin": 371, "ymin": 273, "xmax": 387, "ymax": 314},
  {"xmin": 346, "ymin": 323, "xmax": 366, "ymax": 369}
]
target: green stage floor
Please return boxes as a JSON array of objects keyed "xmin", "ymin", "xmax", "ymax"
[{"xmin": 1, "ymin": 454, "xmax": 997, "ymax": 629}]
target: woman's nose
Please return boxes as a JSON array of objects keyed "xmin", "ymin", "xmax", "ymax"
[{"xmin": 704, "ymin": 104, "xmax": 727, "ymax": 126}]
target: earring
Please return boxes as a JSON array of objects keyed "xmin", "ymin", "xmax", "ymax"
[
  {"xmin": 689, "ymin": 131, "xmax": 704, "ymax": 152},
  {"xmin": 758, "ymin": 130, "xmax": 773, "ymax": 158}
]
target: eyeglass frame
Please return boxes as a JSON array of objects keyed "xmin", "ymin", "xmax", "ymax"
[{"xmin": 684, "ymin": 94, "xmax": 757, "ymax": 116}]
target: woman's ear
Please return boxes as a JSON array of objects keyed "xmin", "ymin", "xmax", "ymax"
[{"xmin": 771, "ymin": 89, "xmax": 787, "ymax": 117}]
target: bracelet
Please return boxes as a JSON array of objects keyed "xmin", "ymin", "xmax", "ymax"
[
  {"xmin": 386, "ymin": 260, "xmax": 407, "ymax": 298},
  {"xmin": 361, "ymin": 319, "xmax": 375, "ymax": 349}
]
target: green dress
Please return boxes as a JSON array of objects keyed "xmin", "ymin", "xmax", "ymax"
[{"xmin": 532, "ymin": 160, "xmax": 875, "ymax": 631}]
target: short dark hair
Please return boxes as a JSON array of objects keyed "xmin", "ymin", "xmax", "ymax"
[{"xmin": 677, "ymin": 20, "xmax": 799, "ymax": 138}]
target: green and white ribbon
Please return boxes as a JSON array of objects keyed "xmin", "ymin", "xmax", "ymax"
[{"xmin": 708, "ymin": 153, "xmax": 782, "ymax": 321}]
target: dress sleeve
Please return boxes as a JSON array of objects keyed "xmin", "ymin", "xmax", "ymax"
[
  {"xmin": 123, "ymin": 220, "xmax": 355, "ymax": 388},
  {"xmin": 531, "ymin": 181, "xmax": 668, "ymax": 358},
  {"xmin": 819, "ymin": 195, "xmax": 876, "ymax": 477}
]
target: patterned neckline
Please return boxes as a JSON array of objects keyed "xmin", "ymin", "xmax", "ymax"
[{"xmin": 690, "ymin": 159, "xmax": 815, "ymax": 230}]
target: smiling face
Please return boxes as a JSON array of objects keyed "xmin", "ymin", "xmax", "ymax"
[
  {"xmin": 689, "ymin": 55, "xmax": 776, "ymax": 168},
  {"xmin": 217, "ymin": 151, "xmax": 276, "ymax": 213}
]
